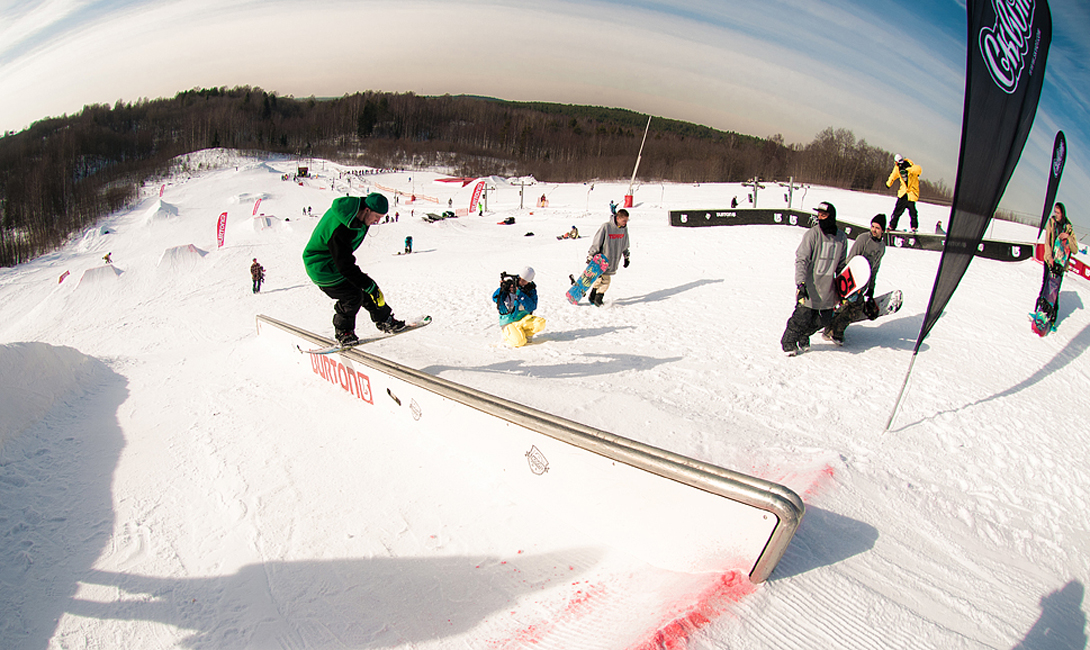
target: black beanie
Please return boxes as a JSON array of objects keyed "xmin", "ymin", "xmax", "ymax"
[{"xmin": 871, "ymin": 213, "xmax": 887, "ymax": 231}]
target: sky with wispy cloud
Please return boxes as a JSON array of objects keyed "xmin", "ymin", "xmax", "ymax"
[{"xmin": 1, "ymin": 0, "xmax": 1087, "ymax": 227}]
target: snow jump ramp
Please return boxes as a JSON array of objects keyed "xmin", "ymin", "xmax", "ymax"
[{"xmin": 256, "ymin": 314, "xmax": 804, "ymax": 582}]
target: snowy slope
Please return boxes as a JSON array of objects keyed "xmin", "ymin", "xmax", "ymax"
[{"xmin": 2, "ymin": 150, "xmax": 1089, "ymax": 649}]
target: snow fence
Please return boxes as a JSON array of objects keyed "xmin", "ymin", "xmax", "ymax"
[
  {"xmin": 255, "ymin": 314, "xmax": 804, "ymax": 582},
  {"xmin": 669, "ymin": 208, "xmax": 1034, "ymax": 261}
]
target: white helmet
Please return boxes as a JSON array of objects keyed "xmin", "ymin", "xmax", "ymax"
[{"xmin": 519, "ymin": 266, "xmax": 535, "ymax": 282}]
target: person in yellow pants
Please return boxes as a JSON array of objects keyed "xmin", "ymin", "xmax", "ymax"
[{"xmin": 492, "ymin": 266, "xmax": 545, "ymax": 347}]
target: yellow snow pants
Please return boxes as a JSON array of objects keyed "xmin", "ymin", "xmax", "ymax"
[{"xmin": 501, "ymin": 315, "xmax": 546, "ymax": 348}]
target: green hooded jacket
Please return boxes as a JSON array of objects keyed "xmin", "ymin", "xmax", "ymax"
[{"xmin": 302, "ymin": 196, "xmax": 378, "ymax": 291}]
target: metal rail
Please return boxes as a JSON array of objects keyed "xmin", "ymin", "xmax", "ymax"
[{"xmin": 256, "ymin": 314, "xmax": 804, "ymax": 582}]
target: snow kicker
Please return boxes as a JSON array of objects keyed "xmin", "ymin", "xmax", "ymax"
[{"xmin": 255, "ymin": 314, "xmax": 805, "ymax": 582}]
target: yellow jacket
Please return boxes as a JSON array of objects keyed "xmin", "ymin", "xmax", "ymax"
[{"xmin": 887, "ymin": 159, "xmax": 922, "ymax": 201}]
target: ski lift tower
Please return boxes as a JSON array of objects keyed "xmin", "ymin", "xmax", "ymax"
[
  {"xmin": 625, "ymin": 115, "xmax": 652, "ymax": 208},
  {"xmin": 512, "ymin": 176, "xmax": 537, "ymax": 209},
  {"xmin": 776, "ymin": 177, "xmax": 807, "ymax": 209},
  {"xmin": 742, "ymin": 176, "xmax": 766, "ymax": 208}
]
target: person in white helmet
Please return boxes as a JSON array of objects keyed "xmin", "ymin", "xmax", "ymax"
[{"xmin": 492, "ymin": 266, "xmax": 545, "ymax": 347}]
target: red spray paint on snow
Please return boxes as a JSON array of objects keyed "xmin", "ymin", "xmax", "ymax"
[{"xmin": 629, "ymin": 571, "xmax": 756, "ymax": 650}]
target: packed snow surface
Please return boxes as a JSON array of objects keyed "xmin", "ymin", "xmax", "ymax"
[{"xmin": 2, "ymin": 150, "xmax": 1088, "ymax": 649}]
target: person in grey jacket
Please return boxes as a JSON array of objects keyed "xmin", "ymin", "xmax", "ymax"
[
  {"xmin": 821, "ymin": 214, "xmax": 887, "ymax": 345},
  {"xmin": 585, "ymin": 208, "xmax": 631, "ymax": 306},
  {"xmin": 780, "ymin": 201, "xmax": 847, "ymax": 355}
]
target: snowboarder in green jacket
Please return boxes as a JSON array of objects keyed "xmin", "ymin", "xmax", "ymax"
[{"xmin": 302, "ymin": 193, "xmax": 405, "ymax": 346}]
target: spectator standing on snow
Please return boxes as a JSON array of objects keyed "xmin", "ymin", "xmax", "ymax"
[
  {"xmin": 302, "ymin": 193, "xmax": 406, "ymax": 346},
  {"xmin": 821, "ymin": 214, "xmax": 887, "ymax": 345},
  {"xmin": 585, "ymin": 208, "xmax": 631, "ymax": 307},
  {"xmin": 250, "ymin": 258, "xmax": 265, "ymax": 293},
  {"xmin": 1035, "ymin": 202, "xmax": 1079, "ymax": 330},
  {"xmin": 781, "ymin": 201, "xmax": 847, "ymax": 356},
  {"xmin": 492, "ymin": 266, "xmax": 545, "ymax": 348},
  {"xmin": 886, "ymin": 154, "xmax": 922, "ymax": 232}
]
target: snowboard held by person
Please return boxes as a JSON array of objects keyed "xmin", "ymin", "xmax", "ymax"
[{"xmin": 302, "ymin": 193, "xmax": 406, "ymax": 346}]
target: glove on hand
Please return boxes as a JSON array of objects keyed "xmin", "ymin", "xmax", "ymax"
[
  {"xmin": 367, "ymin": 285, "xmax": 386, "ymax": 308},
  {"xmin": 795, "ymin": 283, "xmax": 808, "ymax": 303},
  {"xmin": 623, "ymin": 254, "xmax": 630, "ymax": 268}
]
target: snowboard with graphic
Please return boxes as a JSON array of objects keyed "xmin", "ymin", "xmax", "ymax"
[
  {"xmin": 566, "ymin": 254, "xmax": 609, "ymax": 304},
  {"xmin": 835, "ymin": 255, "xmax": 871, "ymax": 300}
]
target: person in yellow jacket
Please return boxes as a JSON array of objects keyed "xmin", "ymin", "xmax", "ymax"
[{"xmin": 886, "ymin": 154, "xmax": 922, "ymax": 232}]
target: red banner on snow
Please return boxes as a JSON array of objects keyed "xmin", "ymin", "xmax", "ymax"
[
  {"xmin": 253, "ymin": 198, "xmax": 262, "ymax": 216},
  {"xmin": 216, "ymin": 212, "xmax": 227, "ymax": 248},
  {"xmin": 470, "ymin": 180, "xmax": 485, "ymax": 213}
]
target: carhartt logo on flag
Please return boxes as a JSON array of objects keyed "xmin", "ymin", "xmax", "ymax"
[
  {"xmin": 979, "ymin": 0, "xmax": 1039, "ymax": 94},
  {"xmin": 216, "ymin": 212, "xmax": 227, "ymax": 248}
]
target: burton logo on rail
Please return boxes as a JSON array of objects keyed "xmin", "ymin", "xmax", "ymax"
[{"xmin": 309, "ymin": 353, "xmax": 373, "ymax": 404}]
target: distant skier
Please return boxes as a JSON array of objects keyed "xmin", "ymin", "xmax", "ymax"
[
  {"xmin": 404, "ymin": 235, "xmax": 413, "ymax": 254},
  {"xmin": 250, "ymin": 258, "xmax": 265, "ymax": 293},
  {"xmin": 103, "ymin": 252, "xmax": 112, "ymax": 264},
  {"xmin": 492, "ymin": 266, "xmax": 545, "ymax": 347},
  {"xmin": 1035, "ymin": 202, "xmax": 1079, "ymax": 331},
  {"xmin": 781, "ymin": 201, "xmax": 847, "ymax": 356},
  {"xmin": 585, "ymin": 208, "xmax": 630, "ymax": 307},
  {"xmin": 731, "ymin": 196, "xmax": 739, "ymax": 209},
  {"xmin": 609, "ymin": 200, "xmax": 618, "ymax": 216},
  {"xmin": 302, "ymin": 193, "xmax": 406, "ymax": 346},
  {"xmin": 886, "ymin": 154, "xmax": 922, "ymax": 232}
]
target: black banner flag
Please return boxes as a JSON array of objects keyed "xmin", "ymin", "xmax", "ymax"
[
  {"xmin": 1037, "ymin": 131, "xmax": 1066, "ymax": 238},
  {"xmin": 915, "ymin": 0, "xmax": 1052, "ymax": 353}
]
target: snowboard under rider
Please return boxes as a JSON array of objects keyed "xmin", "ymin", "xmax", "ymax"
[
  {"xmin": 780, "ymin": 201, "xmax": 847, "ymax": 356},
  {"xmin": 250, "ymin": 258, "xmax": 265, "ymax": 293},
  {"xmin": 302, "ymin": 192, "xmax": 406, "ymax": 346},
  {"xmin": 1036, "ymin": 202, "xmax": 1078, "ymax": 330},
  {"xmin": 492, "ymin": 266, "xmax": 545, "ymax": 348},
  {"xmin": 820, "ymin": 214, "xmax": 887, "ymax": 345},
  {"xmin": 585, "ymin": 208, "xmax": 630, "ymax": 307},
  {"xmin": 887, "ymin": 154, "xmax": 922, "ymax": 232}
]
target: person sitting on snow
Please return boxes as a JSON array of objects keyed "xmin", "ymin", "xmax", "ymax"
[{"xmin": 492, "ymin": 266, "xmax": 545, "ymax": 347}]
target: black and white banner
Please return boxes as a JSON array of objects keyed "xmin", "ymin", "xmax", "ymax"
[
  {"xmin": 1037, "ymin": 130, "xmax": 1066, "ymax": 238},
  {"xmin": 915, "ymin": 0, "xmax": 1052, "ymax": 352}
]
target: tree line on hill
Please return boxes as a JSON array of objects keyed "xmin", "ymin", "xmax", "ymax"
[{"xmin": 0, "ymin": 86, "xmax": 950, "ymax": 266}]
